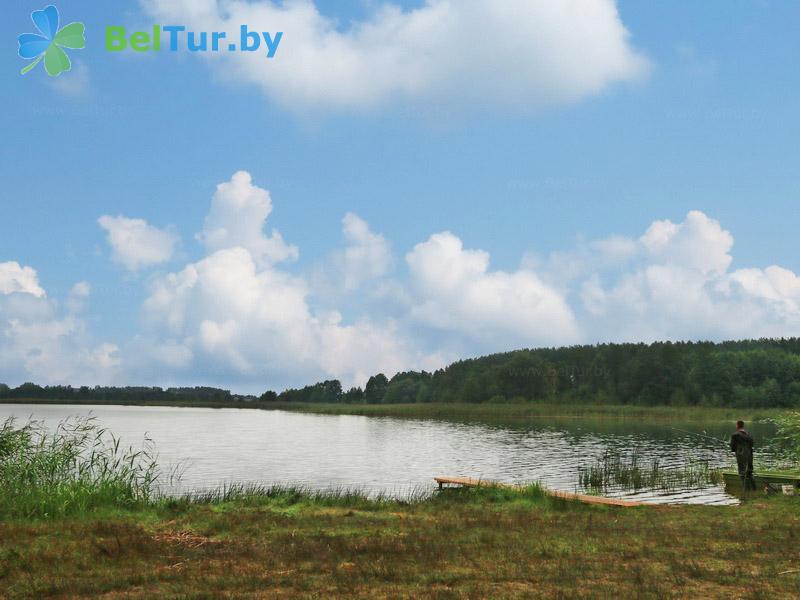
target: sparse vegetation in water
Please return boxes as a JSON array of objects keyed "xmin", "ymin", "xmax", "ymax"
[
  {"xmin": 578, "ymin": 450, "xmax": 723, "ymax": 493},
  {"xmin": 0, "ymin": 416, "xmax": 160, "ymax": 518}
]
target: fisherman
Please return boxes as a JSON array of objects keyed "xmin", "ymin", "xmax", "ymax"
[{"xmin": 730, "ymin": 420, "xmax": 756, "ymax": 491}]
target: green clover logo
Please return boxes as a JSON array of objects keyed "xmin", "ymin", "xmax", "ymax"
[{"xmin": 18, "ymin": 5, "xmax": 85, "ymax": 77}]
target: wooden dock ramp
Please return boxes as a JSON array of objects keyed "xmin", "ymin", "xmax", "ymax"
[{"xmin": 434, "ymin": 476, "xmax": 644, "ymax": 508}]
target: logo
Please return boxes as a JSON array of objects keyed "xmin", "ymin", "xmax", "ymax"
[
  {"xmin": 105, "ymin": 26, "xmax": 283, "ymax": 58},
  {"xmin": 18, "ymin": 5, "xmax": 85, "ymax": 77}
]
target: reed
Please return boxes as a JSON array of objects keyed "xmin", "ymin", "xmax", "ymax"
[
  {"xmin": 265, "ymin": 401, "xmax": 780, "ymax": 423},
  {"xmin": 578, "ymin": 450, "xmax": 723, "ymax": 493},
  {"xmin": 0, "ymin": 416, "xmax": 160, "ymax": 518}
]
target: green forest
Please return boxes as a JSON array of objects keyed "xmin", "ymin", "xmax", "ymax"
[
  {"xmin": 269, "ymin": 338, "xmax": 800, "ymax": 408},
  {"xmin": 3, "ymin": 338, "xmax": 800, "ymax": 408},
  {"xmin": 0, "ymin": 385, "xmax": 251, "ymax": 404}
]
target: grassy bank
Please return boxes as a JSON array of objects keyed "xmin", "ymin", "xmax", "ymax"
[
  {"xmin": 265, "ymin": 401, "xmax": 781, "ymax": 423},
  {"xmin": 2, "ymin": 398, "xmax": 782, "ymax": 423},
  {"xmin": 2, "ymin": 486, "xmax": 800, "ymax": 598}
]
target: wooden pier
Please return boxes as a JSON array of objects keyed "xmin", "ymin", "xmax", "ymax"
[{"xmin": 434, "ymin": 476, "xmax": 645, "ymax": 508}]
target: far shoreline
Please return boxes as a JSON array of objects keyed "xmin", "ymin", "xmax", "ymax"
[{"xmin": 0, "ymin": 398, "xmax": 782, "ymax": 423}]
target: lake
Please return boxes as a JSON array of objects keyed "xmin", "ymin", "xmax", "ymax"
[{"xmin": 0, "ymin": 404, "xmax": 778, "ymax": 505}]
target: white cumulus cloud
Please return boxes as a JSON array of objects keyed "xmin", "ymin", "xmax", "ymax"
[
  {"xmin": 143, "ymin": 245, "xmax": 420, "ymax": 387},
  {"xmin": 10, "ymin": 186, "xmax": 800, "ymax": 393},
  {"xmin": 98, "ymin": 215, "xmax": 179, "ymax": 271},
  {"xmin": 315, "ymin": 213, "xmax": 393, "ymax": 295},
  {"xmin": 142, "ymin": 173, "xmax": 430, "ymax": 388},
  {"xmin": 406, "ymin": 231, "xmax": 580, "ymax": 348},
  {"xmin": 0, "ymin": 262, "xmax": 46, "ymax": 297},
  {"xmin": 340, "ymin": 213, "xmax": 393, "ymax": 287},
  {"xmin": 133, "ymin": 199, "xmax": 800, "ymax": 388},
  {"xmin": 197, "ymin": 171, "xmax": 298, "ymax": 266},
  {"xmin": 0, "ymin": 264, "xmax": 119, "ymax": 385},
  {"xmin": 579, "ymin": 211, "xmax": 800, "ymax": 341},
  {"xmin": 640, "ymin": 210, "xmax": 733, "ymax": 276},
  {"xmin": 140, "ymin": 0, "xmax": 649, "ymax": 114}
]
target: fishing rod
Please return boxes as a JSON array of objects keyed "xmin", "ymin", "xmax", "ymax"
[{"xmin": 670, "ymin": 427, "xmax": 729, "ymax": 447}]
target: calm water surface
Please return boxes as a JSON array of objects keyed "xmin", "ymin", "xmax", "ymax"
[{"xmin": 0, "ymin": 404, "xmax": 778, "ymax": 505}]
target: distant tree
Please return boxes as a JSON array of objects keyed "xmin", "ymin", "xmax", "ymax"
[
  {"xmin": 318, "ymin": 380, "xmax": 342, "ymax": 403},
  {"xmin": 384, "ymin": 372, "xmax": 434, "ymax": 404},
  {"xmin": 415, "ymin": 382, "xmax": 433, "ymax": 403},
  {"xmin": 15, "ymin": 382, "xmax": 44, "ymax": 398},
  {"xmin": 688, "ymin": 351, "xmax": 737, "ymax": 403},
  {"xmin": 365, "ymin": 374, "xmax": 389, "ymax": 404},
  {"xmin": 259, "ymin": 390, "xmax": 279, "ymax": 402},
  {"xmin": 343, "ymin": 387, "xmax": 364, "ymax": 404},
  {"xmin": 384, "ymin": 379, "xmax": 418, "ymax": 404},
  {"xmin": 461, "ymin": 374, "xmax": 484, "ymax": 404},
  {"xmin": 0, "ymin": 384, "xmax": 9, "ymax": 398},
  {"xmin": 279, "ymin": 380, "xmax": 343, "ymax": 404}
]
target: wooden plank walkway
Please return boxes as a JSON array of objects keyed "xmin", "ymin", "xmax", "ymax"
[{"xmin": 434, "ymin": 476, "xmax": 645, "ymax": 508}]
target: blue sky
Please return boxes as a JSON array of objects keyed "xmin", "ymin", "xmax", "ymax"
[{"xmin": 1, "ymin": 1, "xmax": 799, "ymax": 392}]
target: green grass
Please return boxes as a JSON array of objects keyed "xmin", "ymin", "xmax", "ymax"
[{"xmin": 2, "ymin": 486, "xmax": 800, "ymax": 598}]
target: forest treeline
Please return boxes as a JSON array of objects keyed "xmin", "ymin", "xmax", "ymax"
[
  {"xmin": 3, "ymin": 339, "xmax": 800, "ymax": 408},
  {"xmin": 0, "ymin": 384, "xmax": 254, "ymax": 404},
  {"xmin": 268, "ymin": 339, "xmax": 800, "ymax": 408}
]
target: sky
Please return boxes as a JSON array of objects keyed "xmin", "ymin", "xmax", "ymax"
[{"xmin": 1, "ymin": 0, "xmax": 799, "ymax": 393}]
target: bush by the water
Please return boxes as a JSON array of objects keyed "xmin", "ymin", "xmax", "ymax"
[{"xmin": 0, "ymin": 417, "xmax": 159, "ymax": 518}]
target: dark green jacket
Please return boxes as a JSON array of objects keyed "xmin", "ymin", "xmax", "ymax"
[{"xmin": 730, "ymin": 430, "xmax": 754, "ymax": 461}]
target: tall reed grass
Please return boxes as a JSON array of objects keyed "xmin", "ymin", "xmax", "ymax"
[
  {"xmin": 0, "ymin": 416, "xmax": 160, "ymax": 518},
  {"xmin": 578, "ymin": 450, "xmax": 723, "ymax": 493}
]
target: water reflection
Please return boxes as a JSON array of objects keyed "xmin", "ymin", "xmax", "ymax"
[{"xmin": 0, "ymin": 404, "xmax": 778, "ymax": 505}]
